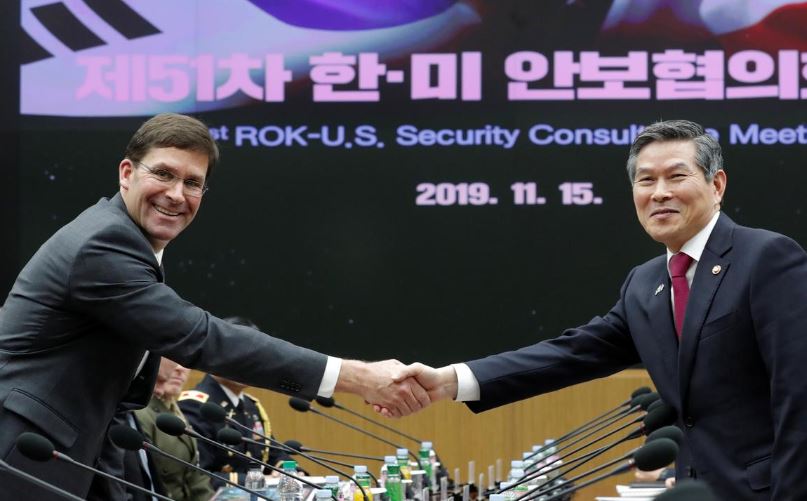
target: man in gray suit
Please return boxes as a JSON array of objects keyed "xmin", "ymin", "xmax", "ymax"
[{"xmin": 0, "ymin": 113, "xmax": 427, "ymax": 499}]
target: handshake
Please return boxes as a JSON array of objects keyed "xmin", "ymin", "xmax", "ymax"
[{"xmin": 335, "ymin": 360, "xmax": 460, "ymax": 418}]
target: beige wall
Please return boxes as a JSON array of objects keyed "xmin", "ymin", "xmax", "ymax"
[{"xmin": 186, "ymin": 369, "xmax": 655, "ymax": 500}]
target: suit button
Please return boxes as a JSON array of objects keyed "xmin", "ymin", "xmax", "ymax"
[{"xmin": 684, "ymin": 416, "xmax": 694, "ymax": 428}]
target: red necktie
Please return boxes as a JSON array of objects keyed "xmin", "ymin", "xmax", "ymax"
[{"xmin": 670, "ymin": 252, "xmax": 694, "ymax": 338}]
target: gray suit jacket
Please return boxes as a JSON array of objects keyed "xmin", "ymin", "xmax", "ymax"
[
  {"xmin": 466, "ymin": 214, "xmax": 807, "ymax": 501},
  {"xmin": 0, "ymin": 193, "xmax": 328, "ymax": 499}
]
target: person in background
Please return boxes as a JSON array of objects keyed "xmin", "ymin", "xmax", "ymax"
[
  {"xmin": 134, "ymin": 358, "xmax": 214, "ymax": 501},
  {"xmin": 180, "ymin": 317, "xmax": 296, "ymax": 488}
]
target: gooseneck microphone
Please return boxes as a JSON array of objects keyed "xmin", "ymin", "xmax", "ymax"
[
  {"xmin": 315, "ymin": 396, "xmax": 423, "ymax": 445},
  {"xmin": 108, "ymin": 425, "xmax": 270, "ymax": 501},
  {"xmin": 519, "ymin": 438, "xmax": 679, "ymax": 501},
  {"xmin": 289, "ymin": 397, "xmax": 418, "ymax": 461},
  {"xmin": 154, "ymin": 413, "xmax": 332, "ymax": 500},
  {"xmin": 15, "ymin": 432, "xmax": 175, "ymax": 501},
  {"xmin": 215, "ymin": 429, "xmax": 371, "ymax": 501},
  {"xmin": 645, "ymin": 425, "xmax": 683, "ymax": 445},
  {"xmin": 0, "ymin": 457, "xmax": 84, "ymax": 500},
  {"xmin": 503, "ymin": 402, "xmax": 677, "ymax": 494},
  {"xmin": 551, "ymin": 387, "xmax": 652, "ymax": 444},
  {"xmin": 282, "ymin": 439, "xmax": 381, "ymax": 484},
  {"xmin": 524, "ymin": 391, "xmax": 659, "ymax": 464}
]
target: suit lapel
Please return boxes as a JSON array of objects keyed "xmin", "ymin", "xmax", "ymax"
[
  {"xmin": 678, "ymin": 214, "xmax": 734, "ymax": 404},
  {"xmin": 646, "ymin": 266, "xmax": 680, "ymax": 384}
]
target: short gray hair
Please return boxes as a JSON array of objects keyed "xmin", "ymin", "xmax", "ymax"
[{"xmin": 626, "ymin": 120, "xmax": 723, "ymax": 182}]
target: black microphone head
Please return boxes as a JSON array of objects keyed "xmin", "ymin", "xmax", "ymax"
[
  {"xmin": 289, "ymin": 397, "xmax": 312, "ymax": 412},
  {"xmin": 315, "ymin": 396, "xmax": 335, "ymax": 408},
  {"xmin": 631, "ymin": 386, "xmax": 652, "ymax": 398},
  {"xmin": 16, "ymin": 432, "xmax": 55, "ymax": 462},
  {"xmin": 654, "ymin": 480, "xmax": 718, "ymax": 501},
  {"xmin": 643, "ymin": 402, "xmax": 677, "ymax": 433},
  {"xmin": 217, "ymin": 427, "xmax": 243, "ymax": 446},
  {"xmin": 284, "ymin": 440, "xmax": 303, "ymax": 454},
  {"xmin": 646, "ymin": 399, "xmax": 665, "ymax": 413},
  {"xmin": 646, "ymin": 425, "xmax": 684, "ymax": 445},
  {"xmin": 633, "ymin": 437, "xmax": 678, "ymax": 471},
  {"xmin": 155, "ymin": 413, "xmax": 187, "ymax": 436},
  {"xmin": 635, "ymin": 392, "xmax": 660, "ymax": 410},
  {"xmin": 201, "ymin": 402, "xmax": 227, "ymax": 423},
  {"xmin": 109, "ymin": 425, "xmax": 145, "ymax": 451}
]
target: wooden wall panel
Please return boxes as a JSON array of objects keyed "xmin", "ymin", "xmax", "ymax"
[{"xmin": 185, "ymin": 369, "xmax": 656, "ymax": 500}]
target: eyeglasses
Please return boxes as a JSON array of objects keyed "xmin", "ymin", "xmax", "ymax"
[{"xmin": 136, "ymin": 161, "xmax": 209, "ymax": 197}]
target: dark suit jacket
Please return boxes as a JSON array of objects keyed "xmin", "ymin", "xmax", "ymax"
[
  {"xmin": 0, "ymin": 193, "xmax": 328, "ymax": 499},
  {"xmin": 465, "ymin": 214, "xmax": 807, "ymax": 501}
]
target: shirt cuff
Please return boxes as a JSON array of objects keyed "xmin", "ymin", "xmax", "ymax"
[
  {"xmin": 452, "ymin": 363, "xmax": 480, "ymax": 401},
  {"xmin": 317, "ymin": 356, "xmax": 342, "ymax": 397}
]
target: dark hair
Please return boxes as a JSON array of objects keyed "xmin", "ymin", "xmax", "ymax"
[
  {"xmin": 224, "ymin": 316, "xmax": 259, "ymax": 330},
  {"xmin": 626, "ymin": 120, "xmax": 723, "ymax": 182},
  {"xmin": 124, "ymin": 113, "xmax": 219, "ymax": 181}
]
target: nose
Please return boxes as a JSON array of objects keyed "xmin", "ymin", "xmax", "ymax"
[
  {"xmin": 164, "ymin": 179, "xmax": 186, "ymax": 202},
  {"xmin": 651, "ymin": 179, "xmax": 672, "ymax": 202}
]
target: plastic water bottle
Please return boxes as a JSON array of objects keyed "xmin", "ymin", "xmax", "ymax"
[
  {"xmin": 325, "ymin": 475, "xmax": 341, "ymax": 500},
  {"xmin": 506, "ymin": 461, "xmax": 524, "ymax": 483},
  {"xmin": 418, "ymin": 442, "xmax": 433, "ymax": 488},
  {"xmin": 380, "ymin": 455, "xmax": 397, "ymax": 487},
  {"xmin": 500, "ymin": 481, "xmax": 515, "ymax": 501},
  {"xmin": 510, "ymin": 470, "xmax": 528, "ymax": 499},
  {"xmin": 396, "ymin": 448, "xmax": 412, "ymax": 480},
  {"xmin": 244, "ymin": 467, "xmax": 266, "ymax": 501},
  {"xmin": 353, "ymin": 465, "xmax": 373, "ymax": 501},
  {"xmin": 317, "ymin": 489, "xmax": 335, "ymax": 501},
  {"xmin": 278, "ymin": 460, "xmax": 302, "ymax": 501},
  {"xmin": 386, "ymin": 461, "xmax": 404, "ymax": 501}
]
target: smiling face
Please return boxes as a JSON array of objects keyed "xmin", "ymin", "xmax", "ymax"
[
  {"xmin": 632, "ymin": 140, "xmax": 726, "ymax": 252},
  {"xmin": 119, "ymin": 147, "xmax": 208, "ymax": 251}
]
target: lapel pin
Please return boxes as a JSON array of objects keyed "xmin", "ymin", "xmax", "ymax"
[
  {"xmin": 712, "ymin": 265, "xmax": 722, "ymax": 275},
  {"xmin": 654, "ymin": 283, "xmax": 664, "ymax": 296}
]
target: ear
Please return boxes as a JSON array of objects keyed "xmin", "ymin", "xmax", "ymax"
[
  {"xmin": 712, "ymin": 169, "xmax": 727, "ymax": 204},
  {"xmin": 119, "ymin": 159, "xmax": 135, "ymax": 191}
]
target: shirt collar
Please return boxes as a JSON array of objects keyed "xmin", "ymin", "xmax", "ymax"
[
  {"xmin": 219, "ymin": 382, "xmax": 243, "ymax": 408},
  {"xmin": 154, "ymin": 249, "xmax": 164, "ymax": 266},
  {"xmin": 666, "ymin": 211, "xmax": 721, "ymax": 266}
]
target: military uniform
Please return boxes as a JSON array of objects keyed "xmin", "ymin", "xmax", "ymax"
[
  {"xmin": 179, "ymin": 374, "xmax": 292, "ymax": 488},
  {"xmin": 134, "ymin": 396, "xmax": 214, "ymax": 501}
]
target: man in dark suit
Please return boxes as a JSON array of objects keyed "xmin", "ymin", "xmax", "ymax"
[
  {"xmin": 179, "ymin": 316, "xmax": 294, "ymax": 489},
  {"xmin": 0, "ymin": 113, "xmax": 428, "ymax": 500},
  {"xmin": 179, "ymin": 373, "xmax": 292, "ymax": 488},
  {"xmin": 404, "ymin": 120, "xmax": 807, "ymax": 500}
]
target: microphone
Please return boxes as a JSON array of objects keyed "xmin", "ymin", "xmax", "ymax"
[
  {"xmin": 201, "ymin": 401, "xmax": 386, "ymax": 465},
  {"xmin": 551, "ymin": 388, "xmax": 652, "ymax": 443},
  {"xmin": 524, "ymin": 391, "xmax": 658, "ymax": 463},
  {"xmin": 504, "ymin": 402, "xmax": 677, "ymax": 493},
  {"xmin": 654, "ymin": 480, "xmax": 719, "ymax": 501},
  {"xmin": 285, "ymin": 441, "xmax": 385, "ymax": 463},
  {"xmin": 108, "ymin": 425, "xmax": 270, "ymax": 501},
  {"xmin": 216, "ymin": 430, "xmax": 370, "ymax": 501},
  {"xmin": 282, "ymin": 440, "xmax": 381, "ymax": 482},
  {"xmin": 289, "ymin": 397, "xmax": 418, "ymax": 461},
  {"xmin": 519, "ymin": 438, "xmax": 679, "ymax": 501},
  {"xmin": 524, "ymin": 393, "xmax": 660, "ymax": 469},
  {"xmin": 15, "ymin": 432, "xmax": 175, "ymax": 501},
  {"xmin": 314, "ymin": 396, "xmax": 423, "ymax": 445},
  {"xmin": 0, "ymin": 458, "xmax": 84, "ymax": 500},
  {"xmin": 645, "ymin": 425, "xmax": 683, "ymax": 445},
  {"xmin": 154, "ymin": 413, "xmax": 329, "ymax": 499}
]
